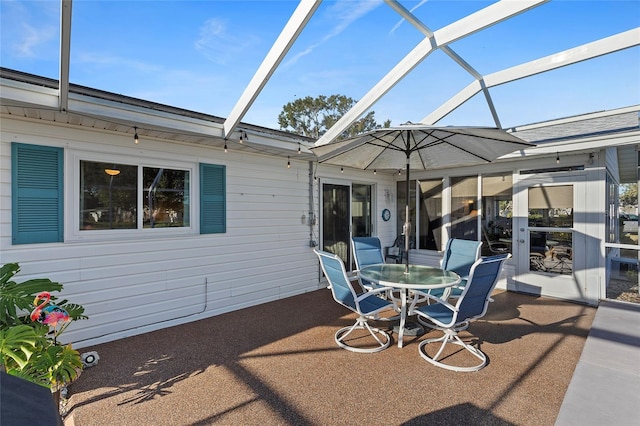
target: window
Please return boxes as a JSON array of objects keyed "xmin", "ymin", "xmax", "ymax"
[
  {"xmin": 352, "ymin": 184, "xmax": 372, "ymax": 238},
  {"xmin": 605, "ymin": 173, "xmax": 618, "ymax": 244},
  {"xmin": 451, "ymin": 176, "xmax": 478, "ymax": 241},
  {"xmin": 12, "ymin": 144, "xmax": 225, "ymax": 243},
  {"xmin": 80, "ymin": 161, "xmax": 190, "ymax": 231},
  {"xmin": 396, "ymin": 178, "xmax": 445, "ymax": 251},
  {"xmin": 481, "ymin": 174, "xmax": 513, "ymax": 256},
  {"xmin": 418, "ymin": 179, "xmax": 443, "ymax": 250},
  {"xmin": 528, "ymin": 185, "xmax": 574, "ymax": 275},
  {"xmin": 392, "ymin": 172, "xmax": 515, "ymax": 254}
]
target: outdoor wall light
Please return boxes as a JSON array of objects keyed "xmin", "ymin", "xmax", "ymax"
[
  {"xmin": 287, "ymin": 156, "xmax": 291, "ymax": 168},
  {"xmin": 224, "ymin": 140, "xmax": 228, "ymax": 153},
  {"xmin": 301, "ymin": 213, "xmax": 306, "ymax": 224},
  {"xmin": 134, "ymin": 126, "xmax": 139, "ymax": 144},
  {"xmin": 239, "ymin": 131, "xmax": 248, "ymax": 143},
  {"xmin": 298, "ymin": 143, "xmax": 301, "ymax": 154},
  {"xmin": 556, "ymin": 152, "xmax": 560, "ymax": 164}
]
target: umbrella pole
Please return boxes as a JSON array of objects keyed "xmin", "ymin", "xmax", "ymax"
[{"xmin": 404, "ymin": 156, "xmax": 410, "ymax": 274}]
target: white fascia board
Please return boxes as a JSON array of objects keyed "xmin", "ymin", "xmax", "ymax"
[
  {"xmin": 67, "ymin": 93, "xmax": 224, "ymax": 137},
  {"xmin": 0, "ymin": 78, "xmax": 60, "ymax": 108},
  {"xmin": 64, "ymin": 93, "xmax": 307, "ymax": 153},
  {"xmin": 241, "ymin": 132, "xmax": 313, "ymax": 154},
  {"xmin": 223, "ymin": 0, "xmax": 320, "ymax": 138},
  {"xmin": 502, "ymin": 129, "xmax": 640, "ymax": 158},
  {"xmin": 59, "ymin": 0, "xmax": 72, "ymax": 112},
  {"xmin": 315, "ymin": 0, "xmax": 546, "ymax": 147},
  {"xmin": 2, "ymin": 77, "xmax": 307, "ymax": 151}
]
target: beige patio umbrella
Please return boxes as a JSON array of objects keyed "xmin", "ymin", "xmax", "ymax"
[{"xmin": 311, "ymin": 123, "xmax": 533, "ymax": 273}]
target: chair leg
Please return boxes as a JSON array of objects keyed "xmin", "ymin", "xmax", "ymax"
[
  {"xmin": 418, "ymin": 329, "xmax": 487, "ymax": 372},
  {"xmin": 335, "ymin": 316, "xmax": 392, "ymax": 353}
]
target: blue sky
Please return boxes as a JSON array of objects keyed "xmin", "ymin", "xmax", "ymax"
[{"xmin": 1, "ymin": 0, "xmax": 639, "ymax": 130}]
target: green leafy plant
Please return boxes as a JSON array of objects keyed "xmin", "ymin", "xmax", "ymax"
[{"xmin": 0, "ymin": 263, "xmax": 87, "ymax": 390}]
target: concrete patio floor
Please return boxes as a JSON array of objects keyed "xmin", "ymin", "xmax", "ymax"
[{"xmin": 64, "ymin": 289, "xmax": 601, "ymax": 426}]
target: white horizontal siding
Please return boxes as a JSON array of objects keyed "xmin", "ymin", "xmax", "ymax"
[{"xmin": 1, "ymin": 117, "xmax": 326, "ymax": 348}]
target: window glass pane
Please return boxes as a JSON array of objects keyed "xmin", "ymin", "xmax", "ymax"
[
  {"xmin": 352, "ymin": 184, "xmax": 372, "ymax": 237},
  {"xmin": 80, "ymin": 161, "xmax": 137, "ymax": 230},
  {"xmin": 618, "ymin": 183, "xmax": 638, "ymax": 248},
  {"xmin": 418, "ymin": 179, "xmax": 443, "ymax": 250},
  {"xmin": 529, "ymin": 231, "xmax": 573, "ymax": 275},
  {"xmin": 528, "ymin": 185, "xmax": 573, "ymax": 227},
  {"xmin": 451, "ymin": 176, "xmax": 478, "ymax": 240},
  {"xmin": 481, "ymin": 174, "xmax": 512, "ymax": 256},
  {"xmin": 606, "ymin": 174, "xmax": 618, "ymax": 244},
  {"xmin": 143, "ymin": 167, "xmax": 189, "ymax": 228},
  {"xmin": 322, "ymin": 183, "xmax": 350, "ymax": 264}
]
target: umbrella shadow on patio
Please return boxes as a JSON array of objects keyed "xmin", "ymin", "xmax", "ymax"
[{"xmin": 401, "ymin": 402, "xmax": 515, "ymax": 426}]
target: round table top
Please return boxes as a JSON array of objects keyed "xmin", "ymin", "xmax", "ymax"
[{"xmin": 359, "ymin": 263, "xmax": 460, "ymax": 289}]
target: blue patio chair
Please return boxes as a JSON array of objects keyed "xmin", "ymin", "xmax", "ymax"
[
  {"xmin": 351, "ymin": 237, "xmax": 385, "ymax": 292},
  {"xmin": 412, "ymin": 254, "xmax": 511, "ymax": 372},
  {"xmin": 314, "ymin": 249, "xmax": 396, "ymax": 353},
  {"xmin": 351, "ymin": 237, "xmax": 403, "ymax": 310},
  {"xmin": 437, "ymin": 238, "xmax": 483, "ymax": 299}
]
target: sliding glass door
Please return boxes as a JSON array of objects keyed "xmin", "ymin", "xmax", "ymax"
[{"xmin": 321, "ymin": 180, "xmax": 373, "ymax": 267}]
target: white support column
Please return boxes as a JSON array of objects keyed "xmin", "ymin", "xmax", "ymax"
[{"xmin": 59, "ymin": 0, "xmax": 72, "ymax": 112}]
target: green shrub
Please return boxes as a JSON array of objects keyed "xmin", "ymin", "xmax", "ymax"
[{"xmin": 0, "ymin": 263, "xmax": 87, "ymax": 390}]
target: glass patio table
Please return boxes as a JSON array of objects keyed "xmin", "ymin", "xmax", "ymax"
[{"xmin": 359, "ymin": 264, "xmax": 460, "ymax": 348}]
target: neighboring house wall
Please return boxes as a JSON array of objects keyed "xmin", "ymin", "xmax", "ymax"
[{"xmin": 0, "ymin": 116, "xmax": 396, "ymax": 348}]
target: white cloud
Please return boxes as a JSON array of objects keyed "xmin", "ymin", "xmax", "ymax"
[
  {"xmin": 75, "ymin": 52, "xmax": 162, "ymax": 73},
  {"xmin": 1, "ymin": 0, "xmax": 58, "ymax": 58},
  {"xmin": 14, "ymin": 23, "xmax": 56, "ymax": 57},
  {"xmin": 283, "ymin": 0, "xmax": 382, "ymax": 67},
  {"xmin": 323, "ymin": 0, "xmax": 382, "ymax": 40},
  {"xmin": 194, "ymin": 17, "xmax": 259, "ymax": 65}
]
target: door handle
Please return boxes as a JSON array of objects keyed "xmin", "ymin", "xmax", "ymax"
[{"xmin": 518, "ymin": 239, "xmax": 525, "ymax": 243}]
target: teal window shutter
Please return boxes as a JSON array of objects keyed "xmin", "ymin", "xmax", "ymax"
[
  {"xmin": 11, "ymin": 143, "xmax": 64, "ymax": 244},
  {"xmin": 200, "ymin": 163, "xmax": 226, "ymax": 234}
]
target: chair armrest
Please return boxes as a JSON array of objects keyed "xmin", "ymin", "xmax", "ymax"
[
  {"xmin": 408, "ymin": 291, "xmax": 457, "ymax": 316},
  {"xmin": 356, "ymin": 286, "xmax": 395, "ymax": 301}
]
